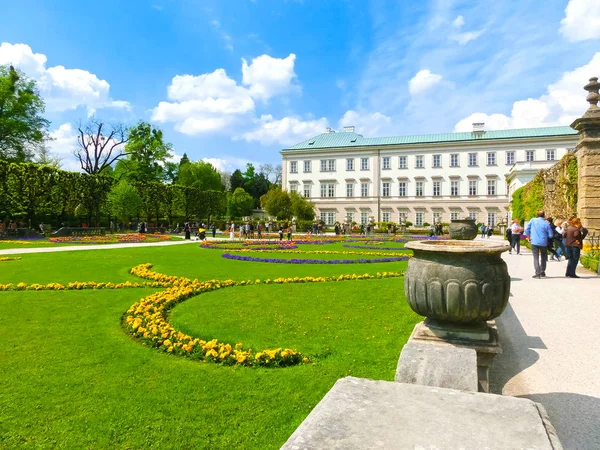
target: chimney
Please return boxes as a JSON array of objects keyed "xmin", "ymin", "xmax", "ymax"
[
  {"xmin": 325, "ymin": 127, "xmax": 335, "ymax": 133},
  {"xmin": 343, "ymin": 125, "xmax": 355, "ymax": 133},
  {"xmin": 472, "ymin": 122, "xmax": 485, "ymax": 134}
]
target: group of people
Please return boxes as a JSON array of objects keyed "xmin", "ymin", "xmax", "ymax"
[
  {"xmin": 429, "ymin": 223, "xmax": 444, "ymax": 237},
  {"xmin": 480, "ymin": 224, "xmax": 494, "ymax": 238},
  {"xmin": 522, "ymin": 211, "xmax": 588, "ymax": 279}
]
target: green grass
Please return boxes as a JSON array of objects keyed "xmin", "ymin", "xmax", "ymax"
[{"xmin": 0, "ymin": 242, "xmax": 419, "ymax": 449}]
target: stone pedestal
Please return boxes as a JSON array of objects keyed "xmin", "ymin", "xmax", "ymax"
[
  {"xmin": 409, "ymin": 319, "xmax": 501, "ymax": 393},
  {"xmin": 571, "ymin": 76, "xmax": 600, "ymax": 234},
  {"xmin": 281, "ymin": 377, "xmax": 563, "ymax": 450}
]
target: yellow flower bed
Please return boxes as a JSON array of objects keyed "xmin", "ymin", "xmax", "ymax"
[
  {"xmin": 0, "ymin": 240, "xmax": 53, "ymax": 245},
  {"xmin": 126, "ymin": 263, "xmax": 403, "ymax": 367},
  {"xmin": 0, "ymin": 256, "xmax": 22, "ymax": 262},
  {"xmin": 3, "ymin": 261, "xmax": 404, "ymax": 368}
]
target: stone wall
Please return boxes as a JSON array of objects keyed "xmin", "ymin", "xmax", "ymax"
[{"xmin": 541, "ymin": 153, "xmax": 578, "ymax": 220}]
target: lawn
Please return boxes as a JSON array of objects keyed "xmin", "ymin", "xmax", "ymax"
[{"xmin": 0, "ymin": 240, "xmax": 420, "ymax": 449}]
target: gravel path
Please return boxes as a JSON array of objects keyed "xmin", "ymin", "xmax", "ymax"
[
  {"xmin": 0, "ymin": 239, "xmax": 197, "ymax": 255},
  {"xmin": 490, "ymin": 240, "xmax": 600, "ymax": 450}
]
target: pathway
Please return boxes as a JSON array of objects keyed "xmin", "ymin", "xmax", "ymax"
[
  {"xmin": 489, "ymin": 237, "xmax": 600, "ymax": 450},
  {"xmin": 0, "ymin": 239, "xmax": 197, "ymax": 255}
]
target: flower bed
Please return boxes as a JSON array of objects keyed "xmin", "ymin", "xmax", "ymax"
[
  {"xmin": 200, "ymin": 241, "xmax": 298, "ymax": 250},
  {"xmin": 0, "ymin": 256, "xmax": 22, "ymax": 262},
  {"xmin": 49, "ymin": 233, "xmax": 171, "ymax": 244},
  {"xmin": 221, "ymin": 253, "xmax": 409, "ymax": 264},
  {"xmin": 343, "ymin": 244, "xmax": 407, "ymax": 250}
]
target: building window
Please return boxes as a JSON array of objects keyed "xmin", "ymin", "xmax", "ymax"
[
  {"xmin": 469, "ymin": 211, "xmax": 478, "ymax": 221},
  {"xmin": 433, "ymin": 154, "xmax": 441, "ymax": 168},
  {"xmin": 382, "ymin": 156, "xmax": 390, "ymax": 170},
  {"xmin": 468, "ymin": 153, "xmax": 477, "ymax": 166},
  {"xmin": 526, "ymin": 151, "xmax": 535, "ymax": 162},
  {"xmin": 451, "ymin": 212, "xmax": 459, "ymax": 221},
  {"xmin": 506, "ymin": 152, "xmax": 515, "ymax": 165},
  {"xmin": 433, "ymin": 181, "xmax": 441, "ymax": 196},
  {"xmin": 361, "ymin": 183, "xmax": 368, "ymax": 197},
  {"xmin": 487, "ymin": 180, "xmax": 496, "ymax": 195},
  {"xmin": 346, "ymin": 212, "xmax": 354, "ymax": 223},
  {"xmin": 320, "ymin": 212, "xmax": 335, "ymax": 225},
  {"xmin": 399, "ymin": 156, "xmax": 407, "ymax": 169},
  {"xmin": 487, "ymin": 152, "xmax": 496, "ymax": 166},
  {"xmin": 303, "ymin": 184, "xmax": 311, "ymax": 198},
  {"xmin": 304, "ymin": 160, "xmax": 311, "ymax": 173},
  {"xmin": 289, "ymin": 184, "xmax": 297, "ymax": 193},
  {"xmin": 346, "ymin": 183, "xmax": 354, "ymax": 197},
  {"xmin": 469, "ymin": 180, "xmax": 477, "ymax": 196},
  {"xmin": 398, "ymin": 182, "xmax": 406, "ymax": 197},
  {"xmin": 450, "ymin": 154, "xmax": 459, "ymax": 167},
  {"xmin": 361, "ymin": 158, "xmax": 369, "ymax": 170},
  {"xmin": 546, "ymin": 149, "xmax": 555, "ymax": 161},
  {"xmin": 320, "ymin": 183, "xmax": 335, "ymax": 198},
  {"xmin": 416, "ymin": 181, "xmax": 424, "ymax": 197},
  {"xmin": 320, "ymin": 159, "xmax": 336, "ymax": 172},
  {"xmin": 415, "ymin": 155, "xmax": 424, "ymax": 168},
  {"xmin": 382, "ymin": 182, "xmax": 390, "ymax": 197},
  {"xmin": 361, "ymin": 212, "xmax": 368, "ymax": 225},
  {"xmin": 347, "ymin": 158, "xmax": 354, "ymax": 171},
  {"xmin": 382, "ymin": 212, "xmax": 391, "ymax": 222},
  {"xmin": 398, "ymin": 211, "xmax": 407, "ymax": 223},
  {"xmin": 433, "ymin": 212, "xmax": 442, "ymax": 224},
  {"xmin": 290, "ymin": 161, "xmax": 297, "ymax": 173},
  {"xmin": 487, "ymin": 213, "xmax": 496, "ymax": 227},
  {"xmin": 415, "ymin": 212, "xmax": 424, "ymax": 226},
  {"xmin": 451, "ymin": 180, "xmax": 459, "ymax": 196}
]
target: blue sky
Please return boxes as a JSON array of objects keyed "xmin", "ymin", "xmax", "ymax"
[{"xmin": 1, "ymin": 0, "xmax": 599, "ymax": 172}]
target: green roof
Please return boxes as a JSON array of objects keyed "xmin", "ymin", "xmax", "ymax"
[{"xmin": 282, "ymin": 126, "xmax": 578, "ymax": 152}]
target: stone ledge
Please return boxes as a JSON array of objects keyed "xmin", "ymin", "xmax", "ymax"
[
  {"xmin": 281, "ymin": 377, "xmax": 563, "ymax": 450},
  {"xmin": 395, "ymin": 341, "xmax": 478, "ymax": 392}
]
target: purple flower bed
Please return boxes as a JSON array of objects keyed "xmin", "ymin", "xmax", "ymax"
[
  {"xmin": 221, "ymin": 253, "xmax": 410, "ymax": 264},
  {"xmin": 202, "ymin": 244, "xmax": 298, "ymax": 250},
  {"xmin": 343, "ymin": 244, "xmax": 409, "ymax": 251}
]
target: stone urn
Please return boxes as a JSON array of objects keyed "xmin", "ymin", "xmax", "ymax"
[
  {"xmin": 404, "ymin": 240, "xmax": 510, "ymax": 324},
  {"xmin": 449, "ymin": 219, "xmax": 478, "ymax": 240}
]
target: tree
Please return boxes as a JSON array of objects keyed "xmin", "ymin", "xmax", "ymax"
[
  {"xmin": 0, "ymin": 65, "xmax": 49, "ymax": 162},
  {"xmin": 108, "ymin": 180, "xmax": 142, "ymax": 223},
  {"xmin": 163, "ymin": 161, "xmax": 179, "ymax": 184},
  {"xmin": 123, "ymin": 122, "xmax": 172, "ymax": 184},
  {"xmin": 179, "ymin": 153, "xmax": 190, "ymax": 167},
  {"xmin": 230, "ymin": 169, "xmax": 244, "ymax": 192},
  {"xmin": 178, "ymin": 161, "xmax": 225, "ymax": 191},
  {"xmin": 75, "ymin": 118, "xmax": 128, "ymax": 174},
  {"xmin": 290, "ymin": 191, "xmax": 315, "ymax": 220},
  {"xmin": 33, "ymin": 142, "xmax": 61, "ymax": 168},
  {"xmin": 227, "ymin": 187, "xmax": 254, "ymax": 218},
  {"xmin": 261, "ymin": 187, "xmax": 292, "ymax": 219}
]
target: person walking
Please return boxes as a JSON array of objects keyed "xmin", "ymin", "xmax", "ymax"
[
  {"xmin": 553, "ymin": 219, "xmax": 567, "ymax": 259},
  {"xmin": 210, "ymin": 222, "xmax": 216, "ymax": 238},
  {"xmin": 509, "ymin": 219, "xmax": 523, "ymax": 255},
  {"xmin": 229, "ymin": 222, "xmax": 235, "ymax": 240},
  {"xmin": 279, "ymin": 226, "xmax": 284, "ymax": 241},
  {"xmin": 480, "ymin": 224, "xmax": 487, "ymax": 238},
  {"xmin": 546, "ymin": 217, "xmax": 561, "ymax": 261},
  {"xmin": 524, "ymin": 211, "xmax": 554, "ymax": 279},
  {"xmin": 486, "ymin": 225, "xmax": 493, "ymax": 238},
  {"xmin": 565, "ymin": 217, "xmax": 588, "ymax": 278}
]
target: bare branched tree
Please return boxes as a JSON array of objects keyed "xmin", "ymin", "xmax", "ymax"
[{"xmin": 75, "ymin": 118, "xmax": 128, "ymax": 174}]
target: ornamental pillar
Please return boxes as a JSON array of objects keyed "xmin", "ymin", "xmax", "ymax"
[{"xmin": 570, "ymin": 77, "xmax": 600, "ymax": 234}]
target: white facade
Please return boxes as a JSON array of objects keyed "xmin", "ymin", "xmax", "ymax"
[{"xmin": 281, "ymin": 126, "xmax": 578, "ymax": 227}]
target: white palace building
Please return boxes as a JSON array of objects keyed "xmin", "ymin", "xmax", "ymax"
[{"xmin": 280, "ymin": 123, "xmax": 579, "ymax": 228}]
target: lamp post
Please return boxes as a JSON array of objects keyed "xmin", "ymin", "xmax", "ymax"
[{"xmin": 546, "ymin": 178, "xmax": 556, "ymax": 194}]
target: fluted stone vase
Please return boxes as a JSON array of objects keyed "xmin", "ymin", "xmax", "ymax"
[
  {"xmin": 449, "ymin": 219, "xmax": 478, "ymax": 240},
  {"xmin": 404, "ymin": 241, "xmax": 510, "ymax": 324}
]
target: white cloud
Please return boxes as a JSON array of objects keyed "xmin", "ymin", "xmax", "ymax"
[
  {"xmin": 46, "ymin": 123, "xmax": 81, "ymax": 171},
  {"xmin": 454, "ymin": 52, "xmax": 600, "ymax": 131},
  {"xmin": 239, "ymin": 114, "xmax": 328, "ymax": 146},
  {"xmin": 450, "ymin": 29, "xmax": 485, "ymax": 45},
  {"xmin": 242, "ymin": 53, "xmax": 297, "ymax": 100},
  {"xmin": 152, "ymin": 54, "xmax": 298, "ymax": 135},
  {"xmin": 0, "ymin": 42, "xmax": 130, "ymax": 113},
  {"xmin": 408, "ymin": 69, "xmax": 443, "ymax": 96},
  {"xmin": 452, "ymin": 15, "xmax": 465, "ymax": 28},
  {"xmin": 560, "ymin": 0, "xmax": 600, "ymax": 42},
  {"xmin": 338, "ymin": 110, "xmax": 392, "ymax": 136},
  {"xmin": 209, "ymin": 19, "xmax": 234, "ymax": 52},
  {"xmin": 201, "ymin": 157, "xmax": 255, "ymax": 172}
]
